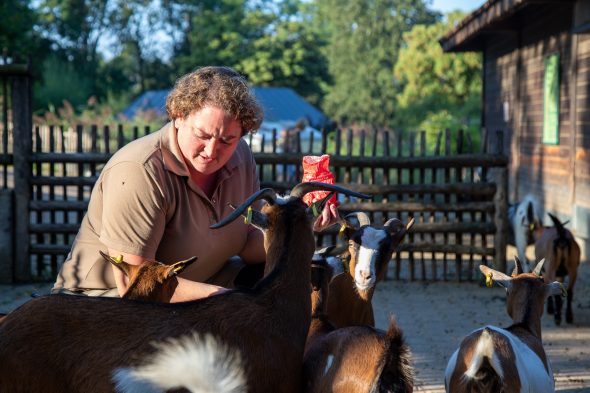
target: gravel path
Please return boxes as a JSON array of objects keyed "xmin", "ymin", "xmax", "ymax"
[{"xmin": 1, "ymin": 253, "xmax": 589, "ymax": 392}]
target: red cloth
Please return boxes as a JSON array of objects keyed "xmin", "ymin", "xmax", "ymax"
[{"xmin": 301, "ymin": 154, "xmax": 338, "ymax": 207}]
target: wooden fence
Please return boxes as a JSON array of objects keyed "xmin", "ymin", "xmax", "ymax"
[{"xmin": 10, "ymin": 123, "xmax": 507, "ymax": 283}]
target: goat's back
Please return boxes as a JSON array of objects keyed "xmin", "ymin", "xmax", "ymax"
[
  {"xmin": 445, "ymin": 326, "xmax": 554, "ymax": 393},
  {"xmin": 303, "ymin": 323, "xmax": 412, "ymax": 393},
  {"xmin": 0, "ymin": 291, "xmax": 307, "ymax": 393}
]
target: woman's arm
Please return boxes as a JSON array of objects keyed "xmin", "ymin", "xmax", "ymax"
[
  {"xmin": 108, "ymin": 248, "xmax": 226, "ymax": 302},
  {"xmin": 237, "ymin": 228, "xmax": 266, "ymax": 264}
]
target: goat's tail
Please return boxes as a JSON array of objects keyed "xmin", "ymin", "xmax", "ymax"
[
  {"xmin": 459, "ymin": 328, "xmax": 503, "ymax": 393},
  {"xmin": 113, "ymin": 333, "xmax": 246, "ymax": 393},
  {"xmin": 376, "ymin": 316, "xmax": 414, "ymax": 393}
]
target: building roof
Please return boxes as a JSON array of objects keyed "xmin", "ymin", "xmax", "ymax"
[
  {"xmin": 121, "ymin": 86, "xmax": 329, "ymax": 128},
  {"xmin": 439, "ymin": 0, "xmax": 576, "ymax": 52}
]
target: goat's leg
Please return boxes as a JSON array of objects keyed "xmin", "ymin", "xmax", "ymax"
[
  {"xmin": 566, "ymin": 288, "xmax": 574, "ymax": 324},
  {"xmin": 554, "ymin": 294, "xmax": 563, "ymax": 325},
  {"xmin": 547, "ymin": 296, "xmax": 554, "ymax": 314}
]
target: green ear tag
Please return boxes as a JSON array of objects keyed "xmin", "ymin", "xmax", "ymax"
[
  {"xmin": 244, "ymin": 206, "xmax": 253, "ymax": 225},
  {"xmin": 114, "ymin": 255, "xmax": 124, "ymax": 264},
  {"xmin": 173, "ymin": 266, "xmax": 184, "ymax": 272},
  {"xmin": 312, "ymin": 203, "xmax": 319, "ymax": 217}
]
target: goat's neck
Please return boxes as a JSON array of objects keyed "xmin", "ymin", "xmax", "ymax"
[
  {"xmin": 263, "ymin": 211, "xmax": 314, "ymax": 304},
  {"xmin": 508, "ymin": 297, "xmax": 544, "ymax": 339}
]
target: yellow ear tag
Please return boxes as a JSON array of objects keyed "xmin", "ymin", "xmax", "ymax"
[
  {"xmin": 173, "ymin": 265, "xmax": 184, "ymax": 273},
  {"xmin": 114, "ymin": 255, "xmax": 124, "ymax": 264},
  {"xmin": 338, "ymin": 223, "xmax": 347, "ymax": 238},
  {"xmin": 312, "ymin": 203, "xmax": 319, "ymax": 217},
  {"xmin": 529, "ymin": 223, "xmax": 535, "ymax": 231},
  {"xmin": 244, "ymin": 206, "xmax": 253, "ymax": 225},
  {"xmin": 485, "ymin": 272, "xmax": 494, "ymax": 288}
]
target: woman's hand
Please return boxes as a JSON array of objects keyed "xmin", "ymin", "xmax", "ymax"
[{"xmin": 313, "ymin": 201, "xmax": 340, "ymax": 232}]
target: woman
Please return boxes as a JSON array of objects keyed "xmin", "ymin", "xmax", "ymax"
[{"xmin": 53, "ymin": 66, "xmax": 337, "ymax": 301}]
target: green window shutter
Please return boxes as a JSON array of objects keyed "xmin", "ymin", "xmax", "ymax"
[{"xmin": 543, "ymin": 53, "xmax": 560, "ymax": 145}]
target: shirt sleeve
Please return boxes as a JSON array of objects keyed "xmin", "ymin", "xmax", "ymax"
[{"xmin": 99, "ymin": 161, "xmax": 166, "ymax": 258}]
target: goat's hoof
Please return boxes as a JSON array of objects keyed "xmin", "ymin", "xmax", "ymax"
[
  {"xmin": 566, "ymin": 314, "xmax": 573, "ymax": 324},
  {"xmin": 555, "ymin": 317, "xmax": 562, "ymax": 326}
]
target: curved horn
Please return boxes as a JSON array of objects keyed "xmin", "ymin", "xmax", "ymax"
[
  {"xmin": 345, "ymin": 212, "xmax": 371, "ymax": 227},
  {"xmin": 533, "ymin": 258, "xmax": 545, "ymax": 276},
  {"xmin": 210, "ymin": 188, "xmax": 277, "ymax": 229},
  {"xmin": 289, "ymin": 181, "xmax": 371, "ymax": 200},
  {"xmin": 384, "ymin": 217, "xmax": 404, "ymax": 232},
  {"xmin": 512, "ymin": 256, "xmax": 523, "ymax": 276}
]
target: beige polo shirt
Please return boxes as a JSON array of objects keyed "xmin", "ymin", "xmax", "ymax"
[{"xmin": 53, "ymin": 122, "xmax": 260, "ymax": 291}]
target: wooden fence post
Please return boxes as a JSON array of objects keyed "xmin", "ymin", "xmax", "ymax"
[
  {"xmin": 491, "ymin": 130, "xmax": 508, "ymax": 273},
  {"xmin": 12, "ymin": 70, "xmax": 32, "ymax": 282}
]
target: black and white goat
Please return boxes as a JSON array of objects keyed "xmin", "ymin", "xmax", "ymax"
[{"xmin": 326, "ymin": 212, "xmax": 414, "ymax": 328}]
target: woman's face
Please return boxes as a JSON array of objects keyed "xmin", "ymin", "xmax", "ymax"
[{"xmin": 175, "ymin": 106, "xmax": 243, "ymax": 177}]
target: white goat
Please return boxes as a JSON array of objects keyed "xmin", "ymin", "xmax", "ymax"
[
  {"xmin": 113, "ymin": 332, "xmax": 246, "ymax": 393},
  {"xmin": 507, "ymin": 194, "xmax": 543, "ymax": 271},
  {"xmin": 445, "ymin": 258, "xmax": 563, "ymax": 393},
  {"xmin": 0, "ymin": 181, "xmax": 369, "ymax": 393},
  {"xmin": 326, "ymin": 213, "xmax": 414, "ymax": 327}
]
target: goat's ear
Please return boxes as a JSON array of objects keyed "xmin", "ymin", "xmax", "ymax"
[
  {"xmin": 100, "ymin": 251, "xmax": 132, "ymax": 276},
  {"xmin": 167, "ymin": 256, "xmax": 198, "ymax": 278},
  {"xmin": 479, "ymin": 264, "xmax": 512, "ymax": 289},
  {"xmin": 545, "ymin": 281, "xmax": 566, "ymax": 298}
]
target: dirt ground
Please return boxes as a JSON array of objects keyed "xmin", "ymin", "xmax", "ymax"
[{"xmin": 1, "ymin": 248, "xmax": 589, "ymax": 392}]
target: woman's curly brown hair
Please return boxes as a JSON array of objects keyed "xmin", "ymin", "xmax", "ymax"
[{"xmin": 166, "ymin": 66, "xmax": 263, "ymax": 135}]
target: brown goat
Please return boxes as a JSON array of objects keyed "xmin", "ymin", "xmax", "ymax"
[
  {"xmin": 535, "ymin": 212, "xmax": 581, "ymax": 325},
  {"xmin": 326, "ymin": 213, "xmax": 414, "ymax": 328},
  {"xmin": 101, "ymin": 251, "xmax": 197, "ymax": 302},
  {"xmin": 0, "ymin": 182, "xmax": 367, "ymax": 393},
  {"xmin": 303, "ymin": 317, "xmax": 414, "ymax": 393},
  {"xmin": 445, "ymin": 258, "xmax": 563, "ymax": 393}
]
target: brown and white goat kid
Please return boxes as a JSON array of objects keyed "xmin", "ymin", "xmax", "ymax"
[
  {"xmin": 102, "ymin": 251, "xmax": 197, "ymax": 302},
  {"xmin": 113, "ymin": 332, "xmax": 246, "ymax": 393},
  {"xmin": 535, "ymin": 212, "xmax": 581, "ymax": 325},
  {"xmin": 326, "ymin": 213, "xmax": 414, "ymax": 328},
  {"xmin": 303, "ymin": 248, "xmax": 414, "ymax": 393},
  {"xmin": 445, "ymin": 259, "xmax": 563, "ymax": 393},
  {"xmin": 0, "ymin": 182, "xmax": 369, "ymax": 393}
]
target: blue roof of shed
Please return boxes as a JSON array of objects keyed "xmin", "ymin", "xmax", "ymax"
[{"xmin": 121, "ymin": 87, "xmax": 328, "ymax": 128}]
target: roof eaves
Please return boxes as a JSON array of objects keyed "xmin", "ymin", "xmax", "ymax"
[{"xmin": 439, "ymin": 0, "xmax": 526, "ymax": 52}]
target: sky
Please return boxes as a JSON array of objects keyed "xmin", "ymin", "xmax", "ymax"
[{"xmin": 431, "ymin": 0, "xmax": 486, "ymax": 14}]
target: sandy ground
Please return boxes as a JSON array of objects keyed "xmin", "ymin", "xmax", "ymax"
[{"xmin": 1, "ymin": 249, "xmax": 589, "ymax": 392}]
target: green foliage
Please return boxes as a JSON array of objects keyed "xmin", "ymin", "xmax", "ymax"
[
  {"xmin": 394, "ymin": 11, "xmax": 482, "ymax": 151},
  {"xmin": 34, "ymin": 55, "xmax": 95, "ymax": 111},
  {"xmin": 0, "ymin": 0, "xmax": 39, "ymax": 62},
  {"xmin": 238, "ymin": 6, "xmax": 329, "ymax": 107},
  {"xmin": 316, "ymin": 0, "xmax": 440, "ymax": 128}
]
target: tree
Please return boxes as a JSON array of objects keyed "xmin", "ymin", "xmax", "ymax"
[
  {"xmin": 316, "ymin": 0, "xmax": 439, "ymax": 128},
  {"xmin": 394, "ymin": 11, "xmax": 482, "ymax": 148},
  {"xmin": 0, "ymin": 0, "xmax": 40, "ymax": 63},
  {"xmin": 238, "ymin": 1, "xmax": 329, "ymax": 107}
]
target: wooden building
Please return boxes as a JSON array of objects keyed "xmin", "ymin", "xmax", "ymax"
[{"xmin": 440, "ymin": 0, "xmax": 590, "ymax": 258}]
